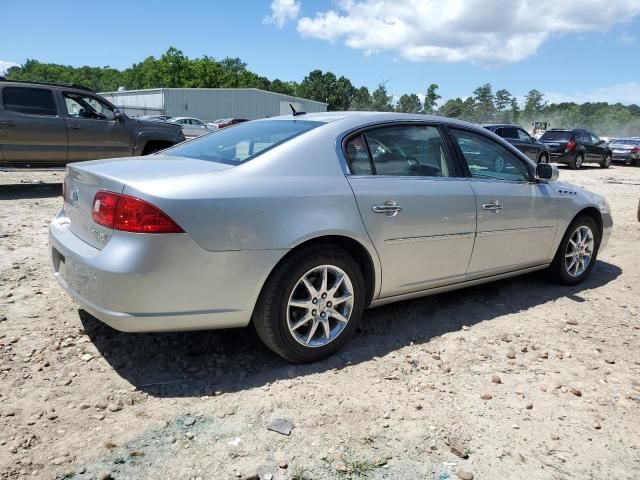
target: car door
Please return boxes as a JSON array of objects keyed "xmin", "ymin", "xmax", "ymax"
[
  {"xmin": 589, "ymin": 132, "xmax": 605, "ymax": 161},
  {"xmin": 448, "ymin": 127, "xmax": 558, "ymax": 276},
  {"xmin": 345, "ymin": 123, "xmax": 477, "ymax": 297},
  {"xmin": 190, "ymin": 118, "xmax": 209, "ymax": 136},
  {"xmin": 63, "ymin": 92, "xmax": 133, "ymax": 161},
  {"xmin": 515, "ymin": 127, "xmax": 540, "ymax": 161},
  {"xmin": 0, "ymin": 85, "xmax": 67, "ymax": 164}
]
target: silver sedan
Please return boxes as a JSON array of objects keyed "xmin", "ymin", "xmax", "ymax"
[{"xmin": 50, "ymin": 113, "xmax": 612, "ymax": 363}]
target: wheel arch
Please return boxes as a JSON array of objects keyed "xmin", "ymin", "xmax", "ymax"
[
  {"xmin": 261, "ymin": 234, "xmax": 379, "ymax": 308},
  {"xmin": 573, "ymin": 206, "xmax": 603, "ymax": 238}
]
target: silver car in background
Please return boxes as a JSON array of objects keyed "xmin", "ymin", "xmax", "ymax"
[
  {"xmin": 50, "ymin": 112, "xmax": 612, "ymax": 363},
  {"xmin": 610, "ymin": 138, "xmax": 640, "ymax": 166},
  {"xmin": 169, "ymin": 116, "xmax": 216, "ymax": 138}
]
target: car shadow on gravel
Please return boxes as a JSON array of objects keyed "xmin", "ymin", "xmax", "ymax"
[
  {"xmin": 79, "ymin": 259, "xmax": 621, "ymax": 398},
  {"xmin": 0, "ymin": 182, "xmax": 62, "ymax": 200}
]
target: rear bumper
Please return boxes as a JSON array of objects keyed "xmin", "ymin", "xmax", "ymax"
[
  {"xmin": 49, "ymin": 210, "xmax": 285, "ymax": 332},
  {"xmin": 612, "ymin": 153, "xmax": 638, "ymax": 162}
]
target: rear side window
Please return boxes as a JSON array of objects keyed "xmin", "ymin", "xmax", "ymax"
[
  {"xmin": 345, "ymin": 125, "xmax": 455, "ymax": 177},
  {"xmin": 541, "ymin": 131, "xmax": 571, "ymax": 141},
  {"xmin": 501, "ymin": 127, "xmax": 519, "ymax": 138},
  {"xmin": 2, "ymin": 87, "xmax": 57, "ymax": 116},
  {"xmin": 163, "ymin": 120, "xmax": 322, "ymax": 165}
]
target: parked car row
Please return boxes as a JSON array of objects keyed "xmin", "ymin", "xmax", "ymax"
[
  {"xmin": 139, "ymin": 115, "xmax": 249, "ymax": 138},
  {"xmin": 483, "ymin": 122, "xmax": 634, "ymax": 170}
]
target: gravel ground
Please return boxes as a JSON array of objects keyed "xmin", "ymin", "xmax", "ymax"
[{"xmin": 0, "ymin": 165, "xmax": 639, "ymax": 480}]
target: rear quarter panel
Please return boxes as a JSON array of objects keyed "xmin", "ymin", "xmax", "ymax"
[{"xmin": 121, "ymin": 122, "xmax": 382, "ymax": 291}]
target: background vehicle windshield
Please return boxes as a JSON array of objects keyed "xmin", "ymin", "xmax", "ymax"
[
  {"xmin": 541, "ymin": 131, "xmax": 571, "ymax": 141},
  {"xmin": 164, "ymin": 120, "xmax": 322, "ymax": 165},
  {"xmin": 613, "ymin": 139, "xmax": 640, "ymax": 145}
]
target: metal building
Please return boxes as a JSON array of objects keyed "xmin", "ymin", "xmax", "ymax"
[{"xmin": 99, "ymin": 88, "xmax": 328, "ymax": 120}]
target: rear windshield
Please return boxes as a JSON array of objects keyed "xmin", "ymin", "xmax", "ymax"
[
  {"xmin": 613, "ymin": 139, "xmax": 640, "ymax": 145},
  {"xmin": 164, "ymin": 120, "xmax": 322, "ymax": 165},
  {"xmin": 541, "ymin": 131, "xmax": 571, "ymax": 141}
]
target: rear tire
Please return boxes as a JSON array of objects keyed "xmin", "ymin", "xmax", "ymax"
[
  {"xmin": 600, "ymin": 153, "xmax": 611, "ymax": 169},
  {"xmin": 549, "ymin": 215, "xmax": 600, "ymax": 285},
  {"xmin": 570, "ymin": 153, "xmax": 584, "ymax": 170},
  {"xmin": 253, "ymin": 245, "xmax": 365, "ymax": 363}
]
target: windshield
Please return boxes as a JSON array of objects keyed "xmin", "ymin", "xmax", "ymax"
[
  {"xmin": 541, "ymin": 131, "xmax": 571, "ymax": 141},
  {"xmin": 163, "ymin": 120, "xmax": 322, "ymax": 165}
]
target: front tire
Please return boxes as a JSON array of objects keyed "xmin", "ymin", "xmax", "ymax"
[
  {"xmin": 253, "ymin": 245, "xmax": 365, "ymax": 363},
  {"xmin": 600, "ymin": 153, "xmax": 611, "ymax": 169},
  {"xmin": 570, "ymin": 153, "xmax": 584, "ymax": 170},
  {"xmin": 538, "ymin": 152, "xmax": 549, "ymax": 164},
  {"xmin": 549, "ymin": 215, "xmax": 600, "ymax": 285}
]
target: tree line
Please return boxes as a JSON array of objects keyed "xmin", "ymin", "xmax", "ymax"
[{"xmin": 5, "ymin": 47, "xmax": 640, "ymax": 136}]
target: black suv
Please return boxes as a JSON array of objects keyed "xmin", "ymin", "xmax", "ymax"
[
  {"xmin": 0, "ymin": 78, "xmax": 185, "ymax": 167},
  {"xmin": 539, "ymin": 129, "xmax": 612, "ymax": 169},
  {"xmin": 483, "ymin": 124, "xmax": 550, "ymax": 164}
]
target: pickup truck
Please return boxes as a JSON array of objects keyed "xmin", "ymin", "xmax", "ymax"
[{"xmin": 0, "ymin": 78, "xmax": 184, "ymax": 167}]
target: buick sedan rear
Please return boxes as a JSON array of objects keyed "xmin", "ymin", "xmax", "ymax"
[{"xmin": 50, "ymin": 112, "xmax": 612, "ymax": 363}]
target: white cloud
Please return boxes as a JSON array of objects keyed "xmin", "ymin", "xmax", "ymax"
[
  {"xmin": 544, "ymin": 82, "xmax": 640, "ymax": 105},
  {"xmin": 264, "ymin": 0, "xmax": 301, "ymax": 28},
  {"xmin": 0, "ymin": 60, "xmax": 19, "ymax": 76},
  {"xmin": 295, "ymin": 0, "xmax": 640, "ymax": 64}
]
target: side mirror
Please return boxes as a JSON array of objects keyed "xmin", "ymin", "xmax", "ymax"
[
  {"xmin": 113, "ymin": 108, "xmax": 125, "ymax": 121},
  {"xmin": 535, "ymin": 163, "xmax": 559, "ymax": 181}
]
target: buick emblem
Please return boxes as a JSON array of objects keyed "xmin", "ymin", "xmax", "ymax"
[{"xmin": 70, "ymin": 188, "xmax": 80, "ymax": 207}]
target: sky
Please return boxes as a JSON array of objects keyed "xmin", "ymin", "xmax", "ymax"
[{"xmin": 2, "ymin": 0, "xmax": 640, "ymax": 106}]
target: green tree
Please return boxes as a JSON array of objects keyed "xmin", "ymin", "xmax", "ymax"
[
  {"xmin": 473, "ymin": 83, "xmax": 495, "ymax": 122},
  {"xmin": 523, "ymin": 89, "xmax": 547, "ymax": 117},
  {"xmin": 370, "ymin": 83, "xmax": 394, "ymax": 112},
  {"xmin": 494, "ymin": 89, "xmax": 512, "ymax": 112},
  {"xmin": 396, "ymin": 93, "xmax": 422, "ymax": 113},
  {"xmin": 438, "ymin": 98, "xmax": 465, "ymax": 118},
  {"xmin": 350, "ymin": 87, "xmax": 372, "ymax": 110},
  {"xmin": 423, "ymin": 83, "xmax": 441, "ymax": 114}
]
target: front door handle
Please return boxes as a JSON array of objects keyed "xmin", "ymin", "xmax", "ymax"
[
  {"xmin": 372, "ymin": 201, "xmax": 403, "ymax": 217},
  {"xmin": 70, "ymin": 124, "xmax": 82, "ymax": 130},
  {"xmin": 0, "ymin": 120, "xmax": 16, "ymax": 126},
  {"xmin": 482, "ymin": 200, "xmax": 503, "ymax": 211}
]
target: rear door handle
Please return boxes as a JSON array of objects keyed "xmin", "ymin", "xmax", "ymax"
[
  {"xmin": 482, "ymin": 200, "xmax": 503, "ymax": 211},
  {"xmin": 372, "ymin": 201, "xmax": 403, "ymax": 217},
  {"xmin": 70, "ymin": 124, "xmax": 82, "ymax": 130},
  {"xmin": 0, "ymin": 120, "xmax": 16, "ymax": 126}
]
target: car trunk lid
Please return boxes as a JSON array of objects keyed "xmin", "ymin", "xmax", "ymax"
[{"xmin": 63, "ymin": 156, "xmax": 233, "ymax": 249}]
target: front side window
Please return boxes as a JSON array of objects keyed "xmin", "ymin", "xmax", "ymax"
[
  {"xmin": 2, "ymin": 87, "xmax": 57, "ymax": 116},
  {"xmin": 64, "ymin": 93, "xmax": 114, "ymax": 120},
  {"xmin": 345, "ymin": 125, "xmax": 455, "ymax": 177},
  {"xmin": 163, "ymin": 119, "xmax": 321, "ymax": 165},
  {"xmin": 590, "ymin": 133, "xmax": 600, "ymax": 144},
  {"xmin": 517, "ymin": 129, "xmax": 532, "ymax": 141},
  {"xmin": 450, "ymin": 128, "xmax": 530, "ymax": 182}
]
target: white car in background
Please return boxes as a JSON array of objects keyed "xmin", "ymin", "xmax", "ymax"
[{"xmin": 169, "ymin": 117, "xmax": 215, "ymax": 138}]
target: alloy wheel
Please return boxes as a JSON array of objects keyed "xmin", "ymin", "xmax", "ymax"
[
  {"xmin": 286, "ymin": 265, "xmax": 354, "ymax": 347},
  {"xmin": 564, "ymin": 225, "xmax": 594, "ymax": 277}
]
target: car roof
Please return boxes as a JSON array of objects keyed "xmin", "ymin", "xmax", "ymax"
[
  {"xmin": 261, "ymin": 111, "xmax": 486, "ymax": 129},
  {"xmin": 0, "ymin": 77, "xmax": 95, "ymax": 93},
  {"xmin": 482, "ymin": 123, "xmax": 522, "ymax": 128}
]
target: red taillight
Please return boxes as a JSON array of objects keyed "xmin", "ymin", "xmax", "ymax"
[
  {"xmin": 566, "ymin": 139, "xmax": 576, "ymax": 151},
  {"xmin": 631, "ymin": 146, "xmax": 640, "ymax": 153},
  {"xmin": 92, "ymin": 191, "xmax": 184, "ymax": 234}
]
